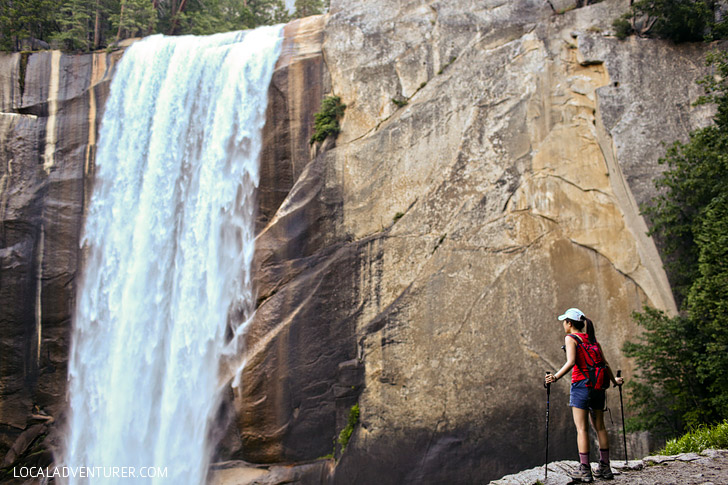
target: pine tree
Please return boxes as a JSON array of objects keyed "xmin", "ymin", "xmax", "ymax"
[
  {"xmin": 113, "ymin": 0, "xmax": 157, "ymax": 40},
  {"xmin": 54, "ymin": 0, "xmax": 94, "ymax": 51},
  {"xmin": 0, "ymin": 0, "xmax": 64, "ymax": 50},
  {"xmin": 293, "ymin": 0, "xmax": 322, "ymax": 18}
]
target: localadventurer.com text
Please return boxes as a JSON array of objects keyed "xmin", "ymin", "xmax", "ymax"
[{"xmin": 14, "ymin": 466, "xmax": 169, "ymax": 479}]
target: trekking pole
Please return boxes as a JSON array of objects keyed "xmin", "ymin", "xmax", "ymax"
[
  {"xmin": 544, "ymin": 371, "xmax": 551, "ymax": 482},
  {"xmin": 617, "ymin": 370, "xmax": 628, "ymax": 465}
]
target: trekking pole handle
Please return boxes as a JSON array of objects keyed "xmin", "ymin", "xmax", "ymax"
[
  {"xmin": 545, "ymin": 371, "xmax": 550, "ymax": 389},
  {"xmin": 617, "ymin": 369, "xmax": 622, "ymax": 386}
]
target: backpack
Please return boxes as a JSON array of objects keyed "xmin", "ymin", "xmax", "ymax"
[{"xmin": 567, "ymin": 334, "xmax": 608, "ymax": 390}]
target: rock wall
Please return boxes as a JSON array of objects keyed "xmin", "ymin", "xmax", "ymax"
[
  {"xmin": 0, "ymin": 48, "xmax": 121, "ymax": 468},
  {"xmin": 0, "ymin": 0, "xmax": 720, "ymax": 483},
  {"xmin": 237, "ymin": 0, "xmax": 715, "ymax": 482}
]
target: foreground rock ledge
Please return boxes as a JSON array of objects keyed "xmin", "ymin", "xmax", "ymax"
[{"xmin": 490, "ymin": 449, "xmax": 728, "ymax": 485}]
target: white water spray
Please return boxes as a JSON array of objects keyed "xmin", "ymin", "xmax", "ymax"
[{"xmin": 64, "ymin": 26, "xmax": 282, "ymax": 484}]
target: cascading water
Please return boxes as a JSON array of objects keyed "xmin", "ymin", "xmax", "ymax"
[{"xmin": 63, "ymin": 25, "xmax": 283, "ymax": 484}]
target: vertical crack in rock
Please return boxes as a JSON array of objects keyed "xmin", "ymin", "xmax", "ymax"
[
  {"xmin": 34, "ymin": 224, "xmax": 44, "ymax": 369},
  {"xmin": 42, "ymin": 51, "xmax": 60, "ymax": 173}
]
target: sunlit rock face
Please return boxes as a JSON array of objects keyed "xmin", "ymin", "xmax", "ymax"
[{"xmin": 0, "ymin": 0, "xmax": 719, "ymax": 483}]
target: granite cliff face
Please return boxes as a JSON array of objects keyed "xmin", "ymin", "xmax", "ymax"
[
  {"xmin": 0, "ymin": 0, "xmax": 719, "ymax": 482},
  {"xmin": 0, "ymin": 47, "xmax": 121, "ymax": 468}
]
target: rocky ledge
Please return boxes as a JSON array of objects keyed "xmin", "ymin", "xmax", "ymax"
[{"xmin": 490, "ymin": 449, "xmax": 728, "ymax": 484}]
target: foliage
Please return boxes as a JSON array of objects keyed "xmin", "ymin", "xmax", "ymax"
[
  {"xmin": 177, "ymin": 0, "xmax": 289, "ymax": 36},
  {"xmin": 293, "ymin": 0, "xmax": 323, "ymax": 18},
  {"xmin": 337, "ymin": 403, "xmax": 359, "ymax": 452},
  {"xmin": 111, "ymin": 0, "xmax": 157, "ymax": 40},
  {"xmin": 626, "ymin": 51, "xmax": 728, "ymax": 438},
  {"xmin": 0, "ymin": 0, "xmax": 60, "ymax": 50},
  {"xmin": 613, "ymin": 0, "xmax": 728, "ymax": 42},
  {"xmin": 659, "ymin": 420, "xmax": 728, "ymax": 454},
  {"xmin": 310, "ymin": 95, "xmax": 346, "ymax": 144},
  {"xmin": 53, "ymin": 0, "xmax": 95, "ymax": 51},
  {"xmin": 612, "ymin": 14, "xmax": 634, "ymax": 40},
  {"xmin": 0, "ymin": 0, "xmax": 290, "ymax": 52},
  {"xmin": 623, "ymin": 308, "xmax": 712, "ymax": 436}
]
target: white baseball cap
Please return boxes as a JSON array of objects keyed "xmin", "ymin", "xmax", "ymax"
[{"xmin": 558, "ymin": 308, "xmax": 585, "ymax": 321}]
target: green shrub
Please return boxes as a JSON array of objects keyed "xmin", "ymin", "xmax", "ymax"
[
  {"xmin": 660, "ymin": 420, "xmax": 728, "ymax": 455},
  {"xmin": 310, "ymin": 95, "xmax": 346, "ymax": 144},
  {"xmin": 392, "ymin": 97, "xmax": 408, "ymax": 108},
  {"xmin": 338, "ymin": 403, "xmax": 359, "ymax": 452},
  {"xmin": 613, "ymin": 0, "xmax": 727, "ymax": 43},
  {"xmin": 613, "ymin": 15, "xmax": 633, "ymax": 40}
]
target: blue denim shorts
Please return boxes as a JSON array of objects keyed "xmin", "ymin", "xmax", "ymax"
[{"xmin": 569, "ymin": 379, "xmax": 606, "ymax": 411}]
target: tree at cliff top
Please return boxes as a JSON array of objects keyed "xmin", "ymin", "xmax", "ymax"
[
  {"xmin": 0, "ymin": 0, "xmax": 289, "ymax": 51},
  {"xmin": 625, "ymin": 51, "xmax": 728, "ymax": 438},
  {"xmin": 613, "ymin": 0, "xmax": 728, "ymax": 42},
  {"xmin": 170, "ymin": 0, "xmax": 289, "ymax": 36},
  {"xmin": 111, "ymin": 0, "xmax": 157, "ymax": 40},
  {"xmin": 0, "ymin": 0, "xmax": 59, "ymax": 50},
  {"xmin": 293, "ymin": 0, "xmax": 326, "ymax": 18}
]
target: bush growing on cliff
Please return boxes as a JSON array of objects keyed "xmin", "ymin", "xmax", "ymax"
[
  {"xmin": 310, "ymin": 95, "xmax": 346, "ymax": 145},
  {"xmin": 625, "ymin": 51, "xmax": 728, "ymax": 439},
  {"xmin": 338, "ymin": 403, "xmax": 359, "ymax": 452},
  {"xmin": 613, "ymin": 0, "xmax": 728, "ymax": 42}
]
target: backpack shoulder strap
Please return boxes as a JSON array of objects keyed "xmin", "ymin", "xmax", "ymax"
[{"xmin": 567, "ymin": 333, "xmax": 583, "ymax": 346}]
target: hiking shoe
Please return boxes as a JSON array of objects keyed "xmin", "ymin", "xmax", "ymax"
[
  {"xmin": 568, "ymin": 463, "xmax": 594, "ymax": 483},
  {"xmin": 593, "ymin": 461, "xmax": 614, "ymax": 479}
]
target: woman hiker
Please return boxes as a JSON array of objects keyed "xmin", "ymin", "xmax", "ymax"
[{"xmin": 544, "ymin": 308, "xmax": 624, "ymax": 483}]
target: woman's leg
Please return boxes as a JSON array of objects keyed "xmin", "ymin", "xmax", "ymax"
[
  {"xmin": 590, "ymin": 409, "xmax": 615, "ymax": 478},
  {"xmin": 570, "ymin": 406, "xmax": 595, "ymax": 481},
  {"xmin": 572, "ymin": 406, "xmax": 590, "ymax": 453},
  {"xmin": 590, "ymin": 409, "xmax": 610, "ymax": 450}
]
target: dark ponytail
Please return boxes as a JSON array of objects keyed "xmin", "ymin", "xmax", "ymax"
[
  {"xmin": 568, "ymin": 315, "xmax": 597, "ymax": 343},
  {"xmin": 583, "ymin": 316, "xmax": 596, "ymax": 343}
]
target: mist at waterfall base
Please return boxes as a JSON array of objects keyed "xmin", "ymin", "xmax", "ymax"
[{"xmin": 62, "ymin": 26, "xmax": 283, "ymax": 484}]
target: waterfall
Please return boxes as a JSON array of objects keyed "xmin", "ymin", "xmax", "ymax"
[{"xmin": 63, "ymin": 25, "xmax": 283, "ymax": 484}]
